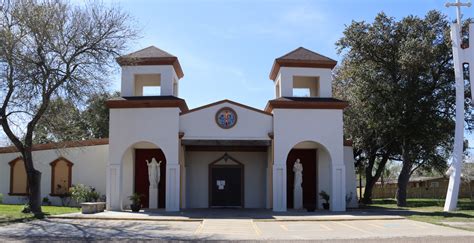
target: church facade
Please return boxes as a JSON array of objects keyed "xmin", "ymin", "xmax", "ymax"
[{"xmin": 0, "ymin": 46, "xmax": 357, "ymax": 212}]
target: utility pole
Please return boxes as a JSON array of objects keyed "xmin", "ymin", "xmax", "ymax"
[{"xmin": 444, "ymin": 0, "xmax": 473, "ymax": 211}]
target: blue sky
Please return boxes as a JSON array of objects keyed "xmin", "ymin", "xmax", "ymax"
[
  {"xmin": 106, "ymin": 0, "xmax": 467, "ymax": 110},
  {"xmin": 107, "ymin": 0, "xmax": 473, "ymax": 151}
]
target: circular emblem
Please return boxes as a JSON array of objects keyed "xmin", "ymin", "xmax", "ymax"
[{"xmin": 215, "ymin": 107, "xmax": 237, "ymax": 129}]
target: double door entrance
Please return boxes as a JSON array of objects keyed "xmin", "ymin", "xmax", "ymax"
[{"xmin": 209, "ymin": 154, "xmax": 244, "ymax": 207}]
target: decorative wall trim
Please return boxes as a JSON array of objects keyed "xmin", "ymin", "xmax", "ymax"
[
  {"xmin": 0, "ymin": 138, "xmax": 109, "ymax": 154},
  {"xmin": 265, "ymin": 99, "xmax": 349, "ymax": 112},
  {"xmin": 180, "ymin": 99, "xmax": 272, "ymax": 116},
  {"xmin": 106, "ymin": 99, "xmax": 188, "ymax": 112}
]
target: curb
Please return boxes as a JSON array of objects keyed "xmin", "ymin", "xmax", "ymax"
[
  {"xmin": 48, "ymin": 215, "xmax": 405, "ymax": 222},
  {"xmin": 254, "ymin": 216, "xmax": 406, "ymax": 222},
  {"xmin": 48, "ymin": 215, "xmax": 203, "ymax": 222}
]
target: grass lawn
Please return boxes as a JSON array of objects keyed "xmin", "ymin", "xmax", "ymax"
[
  {"xmin": 0, "ymin": 204, "xmax": 79, "ymax": 225},
  {"xmin": 366, "ymin": 198, "xmax": 474, "ymax": 230}
]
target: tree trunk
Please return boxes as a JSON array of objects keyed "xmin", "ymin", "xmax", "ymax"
[
  {"xmin": 22, "ymin": 150, "xmax": 43, "ymax": 215},
  {"xmin": 362, "ymin": 151, "xmax": 390, "ymax": 204},
  {"xmin": 397, "ymin": 151, "xmax": 412, "ymax": 207}
]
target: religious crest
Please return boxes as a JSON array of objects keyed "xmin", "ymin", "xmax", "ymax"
[{"xmin": 215, "ymin": 107, "xmax": 237, "ymax": 129}]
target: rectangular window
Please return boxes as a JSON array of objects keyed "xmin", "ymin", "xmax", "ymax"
[{"xmin": 143, "ymin": 86, "xmax": 161, "ymax": 96}]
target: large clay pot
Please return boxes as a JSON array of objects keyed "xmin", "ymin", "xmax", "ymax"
[
  {"xmin": 322, "ymin": 203, "xmax": 330, "ymax": 210},
  {"xmin": 130, "ymin": 204, "xmax": 141, "ymax": 212}
]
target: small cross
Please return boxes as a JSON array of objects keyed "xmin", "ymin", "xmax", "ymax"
[{"xmin": 446, "ymin": 0, "xmax": 472, "ymax": 24}]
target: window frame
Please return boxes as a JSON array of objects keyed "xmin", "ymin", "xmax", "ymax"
[
  {"xmin": 8, "ymin": 157, "xmax": 29, "ymax": 196},
  {"xmin": 49, "ymin": 157, "xmax": 74, "ymax": 196}
]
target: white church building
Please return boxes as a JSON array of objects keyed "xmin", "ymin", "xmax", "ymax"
[{"xmin": 0, "ymin": 46, "xmax": 357, "ymax": 212}]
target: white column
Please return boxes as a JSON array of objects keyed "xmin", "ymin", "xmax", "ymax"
[
  {"xmin": 107, "ymin": 164, "xmax": 122, "ymax": 211},
  {"xmin": 272, "ymin": 163, "xmax": 287, "ymax": 212},
  {"xmin": 445, "ymin": 23, "xmax": 465, "ymax": 211},
  {"xmin": 279, "ymin": 69, "xmax": 293, "ymax": 97},
  {"xmin": 166, "ymin": 163, "xmax": 180, "ymax": 211},
  {"xmin": 160, "ymin": 67, "xmax": 174, "ymax": 96},
  {"xmin": 331, "ymin": 164, "xmax": 346, "ymax": 211}
]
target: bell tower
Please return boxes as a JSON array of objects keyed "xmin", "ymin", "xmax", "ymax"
[
  {"xmin": 116, "ymin": 46, "xmax": 184, "ymax": 97},
  {"xmin": 269, "ymin": 47, "xmax": 337, "ymax": 98}
]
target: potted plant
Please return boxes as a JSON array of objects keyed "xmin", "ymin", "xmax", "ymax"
[
  {"xmin": 129, "ymin": 193, "xmax": 143, "ymax": 212},
  {"xmin": 319, "ymin": 190, "xmax": 330, "ymax": 210}
]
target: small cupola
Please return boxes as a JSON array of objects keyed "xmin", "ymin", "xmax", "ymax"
[
  {"xmin": 116, "ymin": 46, "xmax": 184, "ymax": 97},
  {"xmin": 269, "ymin": 47, "xmax": 336, "ymax": 98}
]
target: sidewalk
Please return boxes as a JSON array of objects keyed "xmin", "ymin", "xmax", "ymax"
[{"xmin": 49, "ymin": 208, "xmax": 405, "ymax": 222}]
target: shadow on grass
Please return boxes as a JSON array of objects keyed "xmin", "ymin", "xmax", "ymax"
[
  {"xmin": 364, "ymin": 205, "xmax": 474, "ymax": 219},
  {"xmin": 0, "ymin": 212, "xmax": 50, "ymax": 226},
  {"xmin": 371, "ymin": 199, "xmax": 474, "ymax": 210}
]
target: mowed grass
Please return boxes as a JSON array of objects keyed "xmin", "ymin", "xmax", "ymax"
[
  {"xmin": 367, "ymin": 198, "xmax": 474, "ymax": 230},
  {"xmin": 0, "ymin": 204, "xmax": 79, "ymax": 224}
]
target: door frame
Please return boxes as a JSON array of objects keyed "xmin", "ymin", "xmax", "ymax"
[{"xmin": 208, "ymin": 153, "xmax": 244, "ymax": 208}]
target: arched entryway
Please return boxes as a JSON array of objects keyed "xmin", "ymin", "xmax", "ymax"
[
  {"xmin": 121, "ymin": 141, "xmax": 167, "ymax": 209},
  {"xmin": 286, "ymin": 141, "xmax": 332, "ymax": 210},
  {"xmin": 135, "ymin": 148, "xmax": 167, "ymax": 208}
]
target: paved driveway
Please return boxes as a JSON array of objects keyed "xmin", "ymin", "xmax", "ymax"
[{"xmin": 0, "ymin": 218, "xmax": 473, "ymax": 241}]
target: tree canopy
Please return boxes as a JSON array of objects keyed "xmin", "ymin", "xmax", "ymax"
[
  {"xmin": 335, "ymin": 10, "xmax": 464, "ymax": 206},
  {"xmin": 0, "ymin": 0, "xmax": 136, "ymax": 214},
  {"xmin": 33, "ymin": 91, "xmax": 119, "ymax": 144}
]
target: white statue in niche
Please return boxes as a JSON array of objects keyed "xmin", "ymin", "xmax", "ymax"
[
  {"xmin": 146, "ymin": 157, "xmax": 162, "ymax": 189},
  {"xmin": 293, "ymin": 159, "xmax": 303, "ymax": 209}
]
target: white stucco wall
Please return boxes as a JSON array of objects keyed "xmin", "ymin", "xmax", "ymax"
[
  {"xmin": 108, "ymin": 107, "xmax": 181, "ymax": 211},
  {"xmin": 0, "ymin": 145, "xmax": 108, "ymax": 205},
  {"xmin": 180, "ymin": 101, "xmax": 273, "ymax": 140},
  {"xmin": 272, "ymin": 108, "xmax": 346, "ymax": 211},
  {"xmin": 344, "ymin": 146, "xmax": 358, "ymax": 208},
  {"xmin": 185, "ymin": 151, "xmax": 267, "ymax": 208}
]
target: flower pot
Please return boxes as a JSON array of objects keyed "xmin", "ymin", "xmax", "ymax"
[
  {"xmin": 322, "ymin": 203, "xmax": 330, "ymax": 210},
  {"xmin": 130, "ymin": 204, "xmax": 141, "ymax": 212},
  {"xmin": 306, "ymin": 205, "xmax": 316, "ymax": 212}
]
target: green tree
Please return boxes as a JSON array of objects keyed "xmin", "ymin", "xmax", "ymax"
[
  {"xmin": 32, "ymin": 91, "xmax": 119, "ymax": 143},
  {"xmin": 33, "ymin": 98, "xmax": 85, "ymax": 144},
  {"xmin": 336, "ymin": 10, "xmax": 457, "ymax": 206},
  {"xmin": 0, "ymin": 0, "xmax": 136, "ymax": 214},
  {"xmin": 81, "ymin": 91, "xmax": 120, "ymax": 139}
]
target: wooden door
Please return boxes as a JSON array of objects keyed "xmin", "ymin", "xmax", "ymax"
[
  {"xmin": 134, "ymin": 149, "xmax": 166, "ymax": 208},
  {"xmin": 286, "ymin": 149, "xmax": 317, "ymax": 209}
]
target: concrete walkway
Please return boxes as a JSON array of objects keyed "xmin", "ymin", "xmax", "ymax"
[
  {"xmin": 1, "ymin": 218, "xmax": 473, "ymax": 241},
  {"xmin": 50, "ymin": 208, "xmax": 404, "ymax": 222}
]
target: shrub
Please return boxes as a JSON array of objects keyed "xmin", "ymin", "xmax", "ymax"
[
  {"xmin": 69, "ymin": 184, "xmax": 100, "ymax": 203},
  {"xmin": 0, "ymin": 193, "xmax": 3, "ymax": 204},
  {"xmin": 42, "ymin": 197, "xmax": 51, "ymax": 206}
]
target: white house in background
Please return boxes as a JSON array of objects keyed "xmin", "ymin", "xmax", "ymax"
[{"xmin": 0, "ymin": 46, "xmax": 358, "ymax": 212}]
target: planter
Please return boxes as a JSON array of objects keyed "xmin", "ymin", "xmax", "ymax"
[
  {"xmin": 81, "ymin": 202, "xmax": 106, "ymax": 214},
  {"xmin": 322, "ymin": 203, "xmax": 330, "ymax": 210},
  {"xmin": 130, "ymin": 204, "xmax": 141, "ymax": 212}
]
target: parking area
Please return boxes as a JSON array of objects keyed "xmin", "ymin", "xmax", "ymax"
[{"xmin": 0, "ymin": 218, "xmax": 473, "ymax": 241}]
